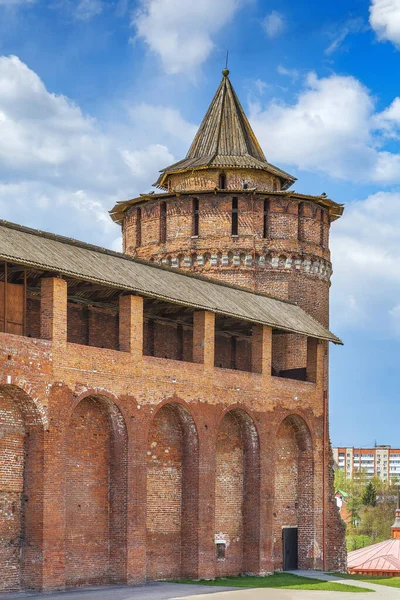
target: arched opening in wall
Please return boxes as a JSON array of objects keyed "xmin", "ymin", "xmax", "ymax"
[
  {"xmin": 218, "ymin": 173, "xmax": 226, "ymax": 189},
  {"xmin": 215, "ymin": 409, "xmax": 260, "ymax": 576},
  {"xmin": 65, "ymin": 395, "xmax": 127, "ymax": 588},
  {"xmin": 146, "ymin": 403, "xmax": 199, "ymax": 581},
  {"xmin": 0, "ymin": 385, "xmax": 44, "ymax": 592},
  {"xmin": 273, "ymin": 415, "xmax": 314, "ymax": 572}
]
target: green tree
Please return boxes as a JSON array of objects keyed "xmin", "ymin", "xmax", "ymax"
[
  {"xmin": 334, "ymin": 468, "xmax": 347, "ymax": 493},
  {"xmin": 362, "ymin": 481, "xmax": 377, "ymax": 507}
]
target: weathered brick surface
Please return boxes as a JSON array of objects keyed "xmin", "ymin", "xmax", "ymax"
[
  {"xmin": 66, "ymin": 398, "xmax": 110, "ymax": 587},
  {"xmin": 215, "ymin": 412, "xmax": 244, "ymax": 576},
  {"xmin": 0, "ymin": 177, "xmax": 346, "ymax": 591}
]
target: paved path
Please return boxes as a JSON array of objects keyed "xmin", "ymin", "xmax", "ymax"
[
  {"xmin": 293, "ymin": 570, "xmax": 400, "ymax": 597},
  {"xmin": 1, "ymin": 573, "xmax": 400, "ymax": 600}
]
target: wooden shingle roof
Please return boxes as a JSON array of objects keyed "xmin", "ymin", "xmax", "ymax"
[
  {"xmin": 155, "ymin": 71, "xmax": 296, "ymax": 190},
  {"xmin": 0, "ymin": 220, "xmax": 341, "ymax": 344}
]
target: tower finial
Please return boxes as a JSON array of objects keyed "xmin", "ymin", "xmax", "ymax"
[
  {"xmin": 222, "ymin": 50, "xmax": 229, "ymax": 77},
  {"xmin": 392, "ymin": 485, "xmax": 400, "ymax": 538}
]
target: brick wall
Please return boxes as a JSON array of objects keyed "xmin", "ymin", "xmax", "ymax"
[
  {"xmin": 215, "ymin": 412, "xmax": 244, "ymax": 576},
  {"xmin": 0, "ymin": 329, "xmax": 346, "ymax": 590},
  {"xmin": 146, "ymin": 405, "xmax": 184, "ymax": 580},
  {"xmin": 66, "ymin": 397, "xmax": 111, "ymax": 587},
  {"xmin": 0, "ymin": 177, "xmax": 345, "ymax": 590},
  {"xmin": 273, "ymin": 416, "xmax": 315, "ymax": 571},
  {"xmin": 0, "ymin": 394, "xmax": 24, "ymax": 592}
]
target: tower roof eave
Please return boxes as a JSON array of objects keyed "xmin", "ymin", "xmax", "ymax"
[
  {"xmin": 109, "ymin": 189, "xmax": 344, "ymax": 226},
  {"xmin": 154, "ymin": 157, "xmax": 296, "ymax": 190}
]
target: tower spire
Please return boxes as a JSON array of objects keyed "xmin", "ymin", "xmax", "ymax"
[
  {"xmin": 154, "ymin": 71, "xmax": 296, "ymax": 190},
  {"xmin": 392, "ymin": 486, "xmax": 400, "ymax": 539}
]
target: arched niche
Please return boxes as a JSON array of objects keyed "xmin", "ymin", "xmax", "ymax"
[
  {"xmin": 273, "ymin": 414, "xmax": 314, "ymax": 571},
  {"xmin": 146, "ymin": 402, "xmax": 199, "ymax": 581},
  {"xmin": 215, "ymin": 408, "xmax": 260, "ymax": 576},
  {"xmin": 0, "ymin": 384, "xmax": 45, "ymax": 592},
  {"xmin": 65, "ymin": 394, "xmax": 128, "ymax": 587}
]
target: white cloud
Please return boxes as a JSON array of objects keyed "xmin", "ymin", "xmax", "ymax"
[
  {"xmin": 74, "ymin": 0, "xmax": 103, "ymax": 20},
  {"xmin": 0, "ymin": 0, "xmax": 35, "ymax": 4},
  {"xmin": 52, "ymin": 0, "xmax": 104, "ymax": 20},
  {"xmin": 331, "ymin": 191, "xmax": 400, "ymax": 335},
  {"xmin": 128, "ymin": 104, "xmax": 197, "ymax": 145},
  {"xmin": 0, "ymin": 55, "xmax": 196, "ymax": 246},
  {"xmin": 249, "ymin": 71, "xmax": 400, "ymax": 184},
  {"xmin": 324, "ymin": 17, "xmax": 366, "ymax": 55},
  {"xmin": 370, "ymin": 0, "xmax": 400, "ymax": 46},
  {"xmin": 132, "ymin": 0, "xmax": 244, "ymax": 74},
  {"xmin": 277, "ymin": 65, "xmax": 299, "ymax": 81},
  {"xmin": 262, "ymin": 10, "xmax": 285, "ymax": 38}
]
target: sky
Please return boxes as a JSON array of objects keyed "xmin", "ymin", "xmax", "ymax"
[{"xmin": 0, "ymin": 0, "xmax": 399, "ymax": 448}]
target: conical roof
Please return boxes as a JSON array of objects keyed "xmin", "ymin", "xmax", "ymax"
[{"xmin": 155, "ymin": 70, "xmax": 296, "ymax": 190}]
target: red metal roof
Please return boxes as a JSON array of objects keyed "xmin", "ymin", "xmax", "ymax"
[{"xmin": 348, "ymin": 539, "xmax": 400, "ymax": 573}]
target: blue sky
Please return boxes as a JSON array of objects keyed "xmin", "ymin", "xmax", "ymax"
[{"xmin": 0, "ymin": 0, "xmax": 399, "ymax": 447}]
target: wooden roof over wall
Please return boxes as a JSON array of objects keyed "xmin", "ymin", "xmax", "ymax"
[{"xmin": 0, "ymin": 220, "xmax": 342, "ymax": 344}]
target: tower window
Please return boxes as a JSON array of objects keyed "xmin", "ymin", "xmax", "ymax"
[
  {"xmin": 136, "ymin": 207, "xmax": 142, "ymax": 247},
  {"xmin": 160, "ymin": 202, "xmax": 167, "ymax": 243},
  {"xmin": 193, "ymin": 198, "xmax": 199, "ymax": 236},
  {"xmin": 298, "ymin": 202, "xmax": 304, "ymax": 241},
  {"xmin": 219, "ymin": 173, "xmax": 226, "ymax": 189},
  {"xmin": 232, "ymin": 197, "xmax": 238, "ymax": 236},
  {"xmin": 263, "ymin": 199, "xmax": 269, "ymax": 238},
  {"xmin": 320, "ymin": 209, "xmax": 325, "ymax": 247}
]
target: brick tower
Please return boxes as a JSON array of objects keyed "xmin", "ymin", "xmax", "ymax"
[
  {"xmin": 111, "ymin": 71, "xmax": 347, "ymax": 573},
  {"xmin": 111, "ymin": 69, "xmax": 343, "ymax": 329}
]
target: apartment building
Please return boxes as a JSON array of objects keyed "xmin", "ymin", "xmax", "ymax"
[{"xmin": 333, "ymin": 446, "xmax": 400, "ymax": 482}]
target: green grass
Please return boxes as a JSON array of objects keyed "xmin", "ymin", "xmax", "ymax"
[
  {"xmin": 332, "ymin": 572, "xmax": 400, "ymax": 589},
  {"xmin": 172, "ymin": 572, "xmax": 373, "ymax": 592}
]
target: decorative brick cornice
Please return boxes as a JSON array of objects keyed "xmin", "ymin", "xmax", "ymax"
[{"xmin": 151, "ymin": 251, "xmax": 332, "ymax": 281}]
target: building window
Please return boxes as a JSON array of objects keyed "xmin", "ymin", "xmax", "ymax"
[
  {"xmin": 219, "ymin": 173, "xmax": 226, "ymax": 189},
  {"xmin": 193, "ymin": 198, "xmax": 199, "ymax": 236},
  {"xmin": 160, "ymin": 202, "xmax": 167, "ymax": 243},
  {"xmin": 263, "ymin": 199, "xmax": 269, "ymax": 238},
  {"xmin": 136, "ymin": 207, "xmax": 142, "ymax": 247},
  {"xmin": 216, "ymin": 542, "xmax": 226, "ymax": 560},
  {"xmin": 232, "ymin": 197, "xmax": 238, "ymax": 236}
]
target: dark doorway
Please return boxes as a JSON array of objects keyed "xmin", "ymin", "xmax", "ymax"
[{"xmin": 282, "ymin": 527, "xmax": 298, "ymax": 570}]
